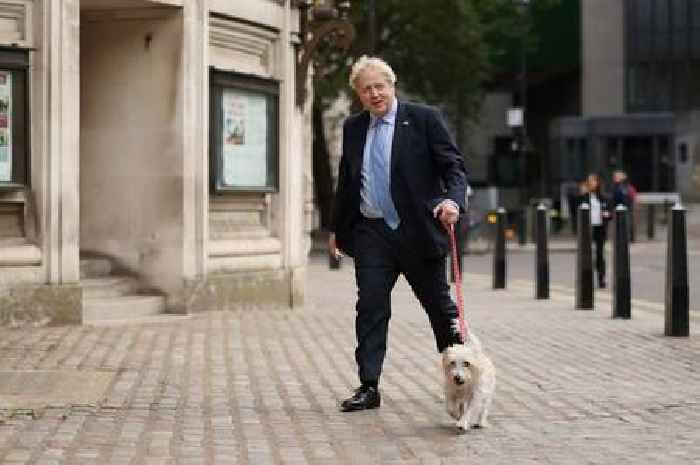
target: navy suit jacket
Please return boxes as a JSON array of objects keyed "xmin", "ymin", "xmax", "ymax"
[{"xmin": 331, "ymin": 101, "xmax": 468, "ymax": 258}]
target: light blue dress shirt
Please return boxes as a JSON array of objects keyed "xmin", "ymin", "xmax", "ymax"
[{"xmin": 360, "ymin": 98, "xmax": 398, "ymax": 219}]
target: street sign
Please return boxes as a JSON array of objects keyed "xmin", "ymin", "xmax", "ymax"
[{"xmin": 507, "ymin": 107, "xmax": 524, "ymax": 128}]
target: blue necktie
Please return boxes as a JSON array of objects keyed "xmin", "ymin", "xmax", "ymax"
[{"xmin": 370, "ymin": 119, "xmax": 400, "ymax": 229}]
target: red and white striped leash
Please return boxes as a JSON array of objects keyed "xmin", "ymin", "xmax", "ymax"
[{"xmin": 447, "ymin": 223, "xmax": 468, "ymax": 343}]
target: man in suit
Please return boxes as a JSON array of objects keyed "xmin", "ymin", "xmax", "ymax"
[{"xmin": 329, "ymin": 56, "xmax": 468, "ymax": 412}]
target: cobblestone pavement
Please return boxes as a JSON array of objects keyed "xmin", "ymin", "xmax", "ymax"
[{"xmin": 1, "ymin": 256, "xmax": 699, "ymax": 465}]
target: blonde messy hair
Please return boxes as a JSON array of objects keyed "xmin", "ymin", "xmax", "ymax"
[{"xmin": 348, "ymin": 55, "xmax": 397, "ymax": 90}]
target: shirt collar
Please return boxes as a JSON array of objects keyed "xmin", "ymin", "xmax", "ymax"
[{"xmin": 370, "ymin": 98, "xmax": 398, "ymax": 127}]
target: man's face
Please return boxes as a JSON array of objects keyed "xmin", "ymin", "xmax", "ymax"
[{"xmin": 355, "ymin": 67, "xmax": 395, "ymax": 117}]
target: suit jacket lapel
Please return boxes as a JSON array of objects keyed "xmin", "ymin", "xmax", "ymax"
[
  {"xmin": 391, "ymin": 101, "xmax": 408, "ymax": 173},
  {"xmin": 351, "ymin": 112, "xmax": 370, "ymax": 179}
]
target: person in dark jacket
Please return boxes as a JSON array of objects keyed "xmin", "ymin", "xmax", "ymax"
[
  {"xmin": 329, "ymin": 56, "xmax": 467, "ymax": 412},
  {"xmin": 579, "ymin": 173, "xmax": 612, "ymax": 288},
  {"xmin": 612, "ymin": 170, "xmax": 637, "ymax": 242}
]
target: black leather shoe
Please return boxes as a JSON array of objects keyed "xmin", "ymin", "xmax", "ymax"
[{"xmin": 340, "ymin": 386, "xmax": 380, "ymax": 412}]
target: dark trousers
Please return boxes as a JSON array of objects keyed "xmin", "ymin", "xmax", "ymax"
[
  {"xmin": 592, "ymin": 225, "xmax": 606, "ymax": 282},
  {"xmin": 353, "ymin": 217, "xmax": 461, "ymax": 385}
]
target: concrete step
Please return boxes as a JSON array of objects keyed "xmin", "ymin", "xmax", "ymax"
[
  {"xmin": 81, "ymin": 277, "xmax": 140, "ymax": 299},
  {"xmin": 80, "ymin": 258, "xmax": 113, "ymax": 279},
  {"xmin": 83, "ymin": 295, "xmax": 166, "ymax": 322}
]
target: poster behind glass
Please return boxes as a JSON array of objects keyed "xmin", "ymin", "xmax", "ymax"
[
  {"xmin": 0, "ymin": 71, "xmax": 11, "ymax": 182},
  {"xmin": 222, "ymin": 88, "xmax": 268, "ymax": 188}
]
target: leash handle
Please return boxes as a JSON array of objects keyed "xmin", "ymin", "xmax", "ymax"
[{"xmin": 448, "ymin": 223, "xmax": 468, "ymax": 342}]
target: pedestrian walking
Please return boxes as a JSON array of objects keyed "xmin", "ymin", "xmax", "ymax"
[
  {"xmin": 612, "ymin": 170, "xmax": 637, "ymax": 242},
  {"xmin": 329, "ymin": 56, "xmax": 468, "ymax": 412},
  {"xmin": 579, "ymin": 173, "xmax": 612, "ymax": 288}
]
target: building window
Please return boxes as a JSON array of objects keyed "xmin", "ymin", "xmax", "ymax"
[
  {"xmin": 0, "ymin": 49, "xmax": 28, "ymax": 189},
  {"xmin": 209, "ymin": 69, "xmax": 279, "ymax": 193},
  {"xmin": 626, "ymin": 0, "xmax": 700, "ymax": 111}
]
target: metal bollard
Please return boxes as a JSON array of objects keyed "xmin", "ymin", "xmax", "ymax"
[
  {"xmin": 493, "ymin": 207, "xmax": 507, "ymax": 289},
  {"xmin": 575, "ymin": 203, "xmax": 593, "ymax": 310},
  {"xmin": 535, "ymin": 203, "xmax": 549, "ymax": 299},
  {"xmin": 612, "ymin": 205, "xmax": 631, "ymax": 319},
  {"xmin": 647, "ymin": 204, "xmax": 655, "ymax": 240},
  {"xmin": 665, "ymin": 204, "xmax": 689, "ymax": 337}
]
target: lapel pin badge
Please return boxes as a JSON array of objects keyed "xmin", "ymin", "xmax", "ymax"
[{"xmin": 401, "ymin": 120, "xmax": 410, "ymax": 126}]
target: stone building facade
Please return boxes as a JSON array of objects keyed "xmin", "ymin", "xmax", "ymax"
[{"xmin": 0, "ymin": 0, "xmax": 314, "ymax": 326}]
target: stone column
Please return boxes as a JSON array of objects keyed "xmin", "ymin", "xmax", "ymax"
[
  {"xmin": 280, "ymin": 1, "xmax": 307, "ymax": 306},
  {"xmin": 45, "ymin": 0, "xmax": 80, "ymax": 284},
  {"xmin": 181, "ymin": 0, "xmax": 208, "ymax": 282}
]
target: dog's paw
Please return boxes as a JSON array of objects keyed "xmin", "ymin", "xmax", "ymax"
[
  {"xmin": 456, "ymin": 421, "xmax": 471, "ymax": 431},
  {"xmin": 474, "ymin": 420, "xmax": 490, "ymax": 429}
]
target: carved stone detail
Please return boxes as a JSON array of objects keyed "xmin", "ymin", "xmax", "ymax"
[
  {"xmin": 208, "ymin": 195, "xmax": 281, "ymax": 271},
  {"xmin": 0, "ymin": 0, "xmax": 31, "ymax": 46},
  {"xmin": 209, "ymin": 16, "xmax": 279, "ymax": 77}
]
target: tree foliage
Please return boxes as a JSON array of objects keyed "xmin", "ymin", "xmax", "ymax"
[{"xmin": 314, "ymin": 0, "xmax": 560, "ymax": 122}]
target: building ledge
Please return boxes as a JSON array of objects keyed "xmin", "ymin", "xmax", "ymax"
[
  {"xmin": 208, "ymin": 237, "xmax": 281, "ymax": 257},
  {"xmin": 0, "ymin": 240, "xmax": 42, "ymax": 266}
]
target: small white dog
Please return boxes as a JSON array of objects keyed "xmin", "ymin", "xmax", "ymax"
[{"xmin": 441, "ymin": 332, "xmax": 496, "ymax": 431}]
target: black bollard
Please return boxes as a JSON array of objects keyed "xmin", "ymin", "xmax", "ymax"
[
  {"xmin": 535, "ymin": 203, "xmax": 549, "ymax": 299},
  {"xmin": 576, "ymin": 203, "xmax": 594, "ymax": 310},
  {"xmin": 612, "ymin": 205, "xmax": 631, "ymax": 319},
  {"xmin": 493, "ymin": 207, "xmax": 507, "ymax": 289},
  {"xmin": 646, "ymin": 204, "xmax": 655, "ymax": 240},
  {"xmin": 665, "ymin": 204, "xmax": 689, "ymax": 337}
]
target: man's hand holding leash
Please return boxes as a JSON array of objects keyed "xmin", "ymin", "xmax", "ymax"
[{"xmin": 434, "ymin": 199, "xmax": 460, "ymax": 229}]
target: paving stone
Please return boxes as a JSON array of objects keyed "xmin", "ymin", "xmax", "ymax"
[
  {"xmin": 3, "ymin": 449, "xmax": 32, "ymax": 461},
  {"xmin": 1, "ymin": 257, "xmax": 700, "ymax": 464}
]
